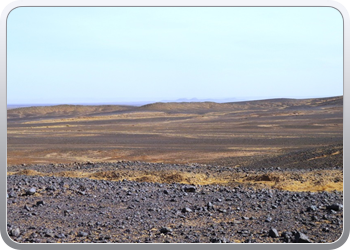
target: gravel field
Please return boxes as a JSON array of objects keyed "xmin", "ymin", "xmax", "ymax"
[{"xmin": 7, "ymin": 161, "xmax": 343, "ymax": 244}]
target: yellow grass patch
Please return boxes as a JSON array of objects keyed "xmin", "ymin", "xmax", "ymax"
[
  {"xmin": 21, "ymin": 112, "xmax": 194, "ymax": 124},
  {"xmin": 8, "ymin": 169, "xmax": 46, "ymax": 176},
  {"xmin": 244, "ymin": 170, "xmax": 343, "ymax": 192},
  {"xmin": 7, "ymin": 168, "xmax": 343, "ymax": 192}
]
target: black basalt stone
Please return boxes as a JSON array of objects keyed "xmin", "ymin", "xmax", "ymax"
[
  {"xmin": 326, "ymin": 204, "xmax": 343, "ymax": 211},
  {"xmin": 26, "ymin": 188, "xmax": 36, "ymax": 196},
  {"xmin": 182, "ymin": 207, "xmax": 192, "ymax": 213},
  {"xmin": 294, "ymin": 232, "xmax": 312, "ymax": 243},
  {"xmin": 183, "ymin": 186, "xmax": 196, "ymax": 193},
  {"xmin": 269, "ymin": 228, "xmax": 279, "ymax": 238},
  {"xmin": 159, "ymin": 227, "xmax": 172, "ymax": 234}
]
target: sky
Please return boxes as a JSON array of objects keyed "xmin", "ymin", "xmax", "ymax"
[{"xmin": 7, "ymin": 7, "xmax": 343, "ymax": 105}]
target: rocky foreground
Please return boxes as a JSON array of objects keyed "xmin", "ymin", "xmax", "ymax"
[{"xmin": 7, "ymin": 162, "xmax": 343, "ymax": 243}]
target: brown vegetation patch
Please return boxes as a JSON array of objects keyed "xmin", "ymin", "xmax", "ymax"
[
  {"xmin": 8, "ymin": 168, "xmax": 343, "ymax": 192},
  {"xmin": 246, "ymin": 173, "xmax": 285, "ymax": 182},
  {"xmin": 135, "ymin": 176, "xmax": 154, "ymax": 182},
  {"xmin": 54, "ymin": 171, "xmax": 91, "ymax": 178},
  {"xmin": 8, "ymin": 169, "xmax": 44, "ymax": 176},
  {"xmin": 271, "ymin": 170, "xmax": 343, "ymax": 192},
  {"xmin": 91, "ymin": 171, "xmax": 124, "ymax": 180},
  {"xmin": 162, "ymin": 172, "xmax": 185, "ymax": 183}
]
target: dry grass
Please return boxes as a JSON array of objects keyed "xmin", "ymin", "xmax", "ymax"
[
  {"xmin": 8, "ymin": 169, "xmax": 44, "ymax": 176},
  {"xmin": 244, "ymin": 170, "xmax": 343, "ymax": 192},
  {"xmin": 8, "ymin": 168, "xmax": 343, "ymax": 192}
]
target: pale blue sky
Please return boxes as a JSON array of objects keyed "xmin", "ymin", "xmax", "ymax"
[{"xmin": 7, "ymin": 7, "xmax": 343, "ymax": 105}]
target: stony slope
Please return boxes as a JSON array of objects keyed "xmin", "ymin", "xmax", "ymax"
[{"xmin": 7, "ymin": 172, "xmax": 343, "ymax": 243}]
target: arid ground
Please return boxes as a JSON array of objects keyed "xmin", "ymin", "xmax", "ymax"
[
  {"xmin": 7, "ymin": 97, "xmax": 343, "ymax": 166},
  {"xmin": 7, "ymin": 96, "xmax": 343, "ymax": 243}
]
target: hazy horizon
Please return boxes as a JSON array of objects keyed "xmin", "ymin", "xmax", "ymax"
[{"xmin": 7, "ymin": 94, "xmax": 343, "ymax": 109}]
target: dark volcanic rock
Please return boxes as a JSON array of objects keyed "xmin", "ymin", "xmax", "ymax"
[
  {"xmin": 55, "ymin": 233, "xmax": 66, "ymax": 239},
  {"xmin": 8, "ymin": 191, "xmax": 17, "ymax": 198},
  {"xmin": 6, "ymin": 161, "xmax": 343, "ymax": 244},
  {"xmin": 182, "ymin": 207, "xmax": 192, "ymax": 213},
  {"xmin": 11, "ymin": 228, "xmax": 20, "ymax": 237},
  {"xmin": 77, "ymin": 231, "xmax": 88, "ymax": 237},
  {"xmin": 183, "ymin": 186, "xmax": 197, "ymax": 193},
  {"xmin": 210, "ymin": 238, "xmax": 225, "ymax": 243},
  {"xmin": 265, "ymin": 217, "xmax": 272, "ymax": 222},
  {"xmin": 36, "ymin": 201, "xmax": 45, "ymax": 206},
  {"xmin": 26, "ymin": 188, "xmax": 36, "ymax": 195},
  {"xmin": 282, "ymin": 231, "xmax": 293, "ymax": 243},
  {"xmin": 326, "ymin": 204, "xmax": 343, "ymax": 211},
  {"xmin": 307, "ymin": 205, "xmax": 317, "ymax": 212},
  {"xmin": 269, "ymin": 228, "xmax": 279, "ymax": 238},
  {"xmin": 159, "ymin": 227, "xmax": 172, "ymax": 234},
  {"xmin": 294, "ymin": 232, "xmax": 312, "ymax": 243}
]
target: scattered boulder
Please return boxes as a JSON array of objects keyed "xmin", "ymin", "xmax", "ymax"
[
  {"xmin": 8, "ymin": 191, "xmax": 17, "ymax": 198},
  {"xmin": 11, "ymin": 228, "xmax": 20, "ymax": 237},
  {"xmin": 265, "ymin": 217, "xmax": 272, "ymax": 222},
  {"xmin": 210, "ymin": 238, "xmax": 226, "ymax": 243},
  {"xmin": 282, "ymin": 231, "xmax": 293, "ymax": 243},
  {"xmin": 326, "ymin": 204, "xmax": 343, "ymax": 211},
  {"xmin": 55, "ymin": 233, "xmax": 66, "ymax": 239},
  {"xmin": 77, "ymin": 231, "xmax": 88, "ymax": 237},
  {"xmin": 294, "ymin": 232, "xmax": 312, "ymax": 243},
  {"xmin": 36, "ymin": 201, "xmax": 45, "ymax": 206},
  {"xmin": 26, "ymin": 188, "xmax": 36, "ymax": 196},
  {"xmin": 182, "ymin": 207, "xmax": 192, "ymax": 213},
  {"xmin": 24, "ymin": 204, "xmax": 31, "ymax": 211},
  {"xmin": 307, "ymin": 205, "xmax": 317, "ymax": 212},
  {"xmin": 159, "ymin": 227, "xmax": 172, "ymax": 235},
  {"xmin": 6, "ymin": 162, "xmax": 344, "ymax": 243},
  {"xmin": 269, "ymin": 228, "xmax": 279, "ymax": 238},
  {"xmin": 183, "ymin": 186, "xmax": 197, "ymax": 193}
]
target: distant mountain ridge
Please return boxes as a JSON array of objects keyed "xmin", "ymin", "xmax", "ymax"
[
  {"xmin": 160, "ymin": 97, "xmax": 245, "ymax": 103},
  {"xmin": 7, "ymin": 96, "xmax": 343, "ymax": 120},
  {"xmin": 139, "ymin": 96, "xmax": 343, "ymax": 111},
  {"xmin": 7, "ymin": 104, "xmax": 134, "ymax": 120}
]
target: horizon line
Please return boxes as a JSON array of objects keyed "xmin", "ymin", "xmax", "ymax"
[{"xmin": 7, "ymin": 95, "xmax": 343, "ymax": 108}]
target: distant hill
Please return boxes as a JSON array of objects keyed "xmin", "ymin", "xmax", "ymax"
[
  {"xmin": 139, "ymin": 96, "xmax": 343, "ymax": 112},
  {"xmin": 308, "ymin": 96, "xmax": 343, "ymax": 106},
  {"xmin": 228, "ymin": 96, "xmax": 342, "ymax": 106},
  {"xmin": 138, "ymin": 102, "xmax": 228, "ymax": 111},
  {"xmin": 7, "ymin": 104, "xmax": 135, "ymax": 120},
  {"xmin": 160, "ymin": 97, "xmax": 245, "ymax": 103},
  {"xmin": 7, "ymin": 96, "xmax": 343, "ymax": 120}
]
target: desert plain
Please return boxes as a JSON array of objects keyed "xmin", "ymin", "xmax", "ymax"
[{"xmin": 6, "ymin": 96, "xmax": 343, "ymax": 243}]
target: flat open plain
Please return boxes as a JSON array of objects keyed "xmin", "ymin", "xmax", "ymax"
[{"xmin": 7, "ymin": 96, "xmax": 343, "ymax": 243}]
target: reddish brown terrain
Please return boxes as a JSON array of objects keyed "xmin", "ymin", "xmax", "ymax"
[{"xmin": 7, "ymin": 96, "xmax": 343, "ymax": 243}]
